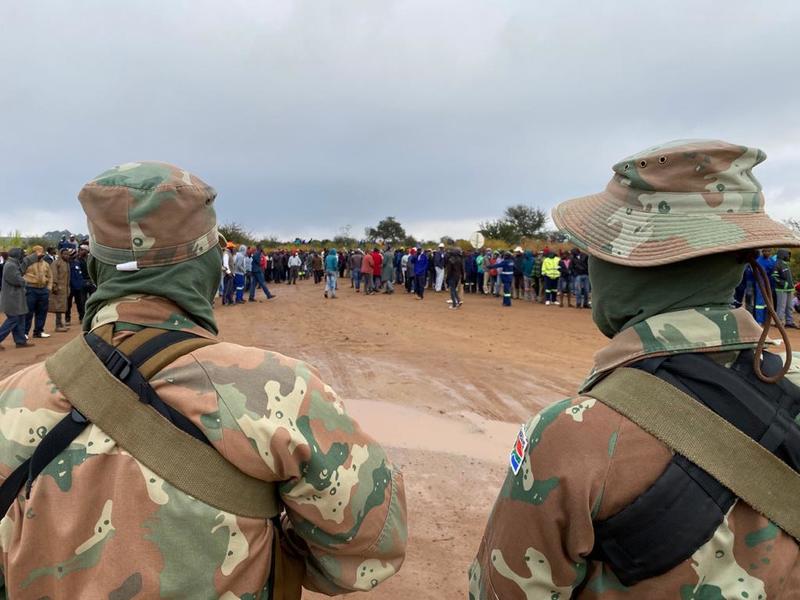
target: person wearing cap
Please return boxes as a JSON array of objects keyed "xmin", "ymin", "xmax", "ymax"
[
  {"xmin": 434, "ymin": 243, "xmax": 446, "ymax": 292},
  {"xmin": 66, "ymin": 247, "xmax": 89, "ymax": 323},
  {"xmin": 470, "ymin": 140, "xmax": 800, "ymax": 598},
  {"xmin": 511, "ymin": 247, "xmax": 524, "ymax": 300},
  {"xmin": 221, "ymin": 241, "xmax": 235, "ymax": 305},
  {"xmin": 23, "ymin": 244, "xmax": 53, "ymax": 338},
  {"xmin": 0, "ymin": 162, "xmax": 407, "ymax": 597}
]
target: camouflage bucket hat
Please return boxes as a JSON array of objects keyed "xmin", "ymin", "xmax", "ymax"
[
  {"xmin": 551, "ymin": 139, "xmax": 800, "ymax": 266},
  {"xmin": 79, "ymin": 161, "xmax": 220, "ymax": 270}
]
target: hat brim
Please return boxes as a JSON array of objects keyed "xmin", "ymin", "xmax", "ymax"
[{"xmin": 552, "ymin": 190, "xmax": 800, "ymax": 267}]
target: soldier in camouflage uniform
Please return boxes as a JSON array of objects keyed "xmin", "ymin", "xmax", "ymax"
[
  {"xmin": 0, "ymin": 162, "xmax": 407, "ymax": 598},
  {"xmin": 470, "ymin": 140, "xmax": 800, "ymax": 598}
]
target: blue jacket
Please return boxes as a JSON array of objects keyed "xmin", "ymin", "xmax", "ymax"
[
  {"xmin": 251, "ymin": 250, "xmax": 263, "ymax": 273},
  {"xmin": 414, "ymin": 252, "xmax": 429, "ymax": 276},
  {"xmin": 522, "ymin": 251, "xmax": 534, "ymax": 277},
  {"xmin": 325, "ymin": 250, "xmax": 338, "ymax": 272},
  {"xmin": 70, "ymin": 258, "xmax": 87, "ymax": 291},
  {"xmin": 465, "ymin": 254, "xmax": 477, "ymax": 276},
  {"xmin": 495, "ymin": 258, "xmax": 515, "ymax": 279}
]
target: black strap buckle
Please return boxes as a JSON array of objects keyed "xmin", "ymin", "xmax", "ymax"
[
  {"xmin": 70, "ymin": 408, "xmax": 88, "ymax": 424},
  {"xmin": 104, "ymin": 348, "xmax": 132, "ymax": 381}
]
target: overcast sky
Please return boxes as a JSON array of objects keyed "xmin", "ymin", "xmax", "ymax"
[{"xmin": 1, "ymin": 1, "xmax": 798, "ymax": 241}]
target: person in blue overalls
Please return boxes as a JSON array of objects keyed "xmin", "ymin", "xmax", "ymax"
[{"xmin": 495, "ymin": 252, "xmax": 515, "ymax": 307}]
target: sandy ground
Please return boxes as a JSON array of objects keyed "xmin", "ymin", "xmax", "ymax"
[{"xmin": 2, "ymin": 279, "xmax": 798, "ymax": 599}]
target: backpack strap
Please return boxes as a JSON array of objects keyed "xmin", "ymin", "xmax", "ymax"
[
  {"xmin": 84, "ymin": 330, "xmax": 213, "ymax": 445},
  {"xmin": 42, "ymin": 332, "xmax": 281, "ymax": 520},
  {"xmin": 587, "ymin": 366, "xmax": 800, "ymax": 547}
]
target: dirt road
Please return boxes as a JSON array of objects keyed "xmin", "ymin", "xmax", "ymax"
[{"xmin": 2, "ymin": 279, "xmax": 797, "ymax": 599}]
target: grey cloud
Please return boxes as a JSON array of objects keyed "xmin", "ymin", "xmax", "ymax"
[{"xmin": 1, "ymin": 0, "xmax": 798, "ymax": 241}]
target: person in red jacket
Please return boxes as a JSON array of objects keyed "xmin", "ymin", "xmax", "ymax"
[
  {"xmin": 361, "ymin": 250, "xmax": 375, "ymax": 294},
  {"xmin": 372, "ymin": 248, "xmax": 383, "ymax": 290}
]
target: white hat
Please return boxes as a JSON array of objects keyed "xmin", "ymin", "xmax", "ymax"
[
  {"xmin": 438, "ymin": 243, "xmax": 445, "ymax": 248},
  {"xmin": 514, "ymin": 246, "xmax": 523, "ymax": 253}
]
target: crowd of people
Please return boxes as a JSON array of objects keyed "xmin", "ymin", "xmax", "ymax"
[
  {"xmin": 0, "ymin": 235, "xmax": 95, "ymax": 349},
  {"xmin": 735, "ymin": 248, "xmax": 798, "ymax": 327},
  {"xmin": 214, "ymin": 242, "xmax": 596, "ymax": 309},
  {"xmin": 2, "ymin": 234, "xmax": 798, "ymax": 351}
]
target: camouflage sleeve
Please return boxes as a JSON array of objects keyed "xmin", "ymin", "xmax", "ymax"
[
  {"xmin": 469, "ymin": 396, "xmax": 624, "ymax": 599},
  {"xmin": 183, "ymin": 347, "xmax": 407, "ymax": 595},
  {"xmin": 276, "ymin": 366, "xmax": 408, "ymax": 595}
]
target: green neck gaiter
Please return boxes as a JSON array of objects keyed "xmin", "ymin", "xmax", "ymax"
[
  {"xmin": 589, "ymin": 253, "xmax": 745, "ymax": 339},
  {"xmin": 83, "ymin": 247, "xmax": 222, "ymax": 335}
]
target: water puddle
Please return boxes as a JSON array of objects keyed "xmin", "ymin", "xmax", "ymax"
[{"xmin": 344, "ymin": 398, "xmax": 520, "ymax": 464}]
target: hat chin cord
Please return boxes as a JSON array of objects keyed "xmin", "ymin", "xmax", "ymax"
[{"xmin": 748, "ymin": 256, "xmax": 792, "ymax": 383}]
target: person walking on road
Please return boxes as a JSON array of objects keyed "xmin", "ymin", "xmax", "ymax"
[
  {"xmin": 248, "ymin": 246, "xmax": 276, "ymax": 301},
  {"xmin": 445, "ymin": 247, "xmax": 465, "ymax": 308},
  {"xmin": 287, "ymin": 251, "xmax": 301, "ymax": 285},
  {"xmin": 0, "ymin": 248, "xmax": 37, "ymax": 349}
]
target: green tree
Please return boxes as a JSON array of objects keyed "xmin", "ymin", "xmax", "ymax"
[
  {"xmin": 366, "ymin": 217, "xmax": 407, "ymax": 243},
  {"xmin": 479, "ymin": 219, "xmax": 520, "ymax": 244},
  {"xmin": 218, "ymin": 222, "xmax": 256, "ymax": 246},
  {"xmin": 504, "ymin": 204, "xmax": 546, "ymax": 239},
  {"xmin": 479, "ymin": 204, "xmax": 547, "ymax": 244}
]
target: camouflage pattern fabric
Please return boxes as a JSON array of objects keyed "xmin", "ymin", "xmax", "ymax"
[
  {"xmin": 79, "ymin": 162, "xmax": 220, "ymax": 269},
  {"xmin": 552, "ymin": 140, "xmax": 800, "ymax": 267},
  {"xmin": 470, "ymin": 307, "xmax": 800, "ymax": 599},
  {"xmin": 0, "ymin": 296, "xmax": 407, "ymax": 598}
]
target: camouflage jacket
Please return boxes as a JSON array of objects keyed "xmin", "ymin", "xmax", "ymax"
[
  {"xmin": 470, "ymin": 307, "xmax": 800, "ymax": 599},
  {"xmin": 0, "ymin": 295, "xmax": 407, "ymax": 598}
]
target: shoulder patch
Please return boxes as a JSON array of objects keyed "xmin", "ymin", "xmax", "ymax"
[{"xmin": 509, "ymin": 426, "xmax": 529, "ymax": 475}]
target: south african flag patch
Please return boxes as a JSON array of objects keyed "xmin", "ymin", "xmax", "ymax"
[{"xmin": 509, "ymin": 426, "xmax": 529, "ymax": 475}]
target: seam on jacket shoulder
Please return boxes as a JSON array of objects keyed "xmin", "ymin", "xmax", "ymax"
[{"xmin": 367, "ymin": 468, "xmax": 403, "ymax": 554}]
